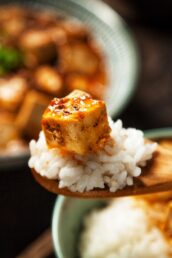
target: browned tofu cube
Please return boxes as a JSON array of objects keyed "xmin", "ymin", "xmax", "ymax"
[
  {"xmin": 65, "ymin": 74, "xmax": 106, "ymax": 99},
  {"xmin": 1, "ymin": 138, "xmax": 28, "ymax": 156},
  {"xmin": 59, "ymin": 20, "xmax": 89, "ymax": 40},
  {"xmin": 2, "ymin": 19, "xmax": 26, "ymax": 38},
  {"xmin": 0, "ymin": 76, "xmax": 28, "ymax": 112},
  {"xmin": 15, "ymin": 91, "xmax": 50, "ymax": 139},
  {"xmin": 0, "ymin": 6, "xmax": 26, "ymax": 22},
  {"xmin": 19, "ymin": 30, "xmax": 57, "ymax": 67},
  {"xmin": 0, "ymin": 112, "xmax": 19, "ymax": 148},
  {"xmin": 34, "ymin": 66, "xmax": 63, "ymax": 96},
  {"xmin": 47, "ymin": 26, "xmax": 67, "ymax": 45},
  {"xmin": 59, "ymin": 42, "xmax": 99, "ymax": 75},
  {"xmin": 0, "ymin": 7, "xmax": 26, "ymax": 37},
  {"xmin": 42, "ymin": 90, "xmax": 111, "ymax": 155},
  {"xmin": 65, "ymin": 74, "xmax": 88, "ymax": 92}
]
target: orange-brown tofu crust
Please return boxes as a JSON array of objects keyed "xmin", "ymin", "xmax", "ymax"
[
  {"xmin": 43, "ymin": 95, "xmax": 102, "ymax": 120},
  {"xmin": 42, "ymin": 91, "xmax": 111, "ymax": 154},
  {"xmin": 34, "ymin": 66, "xmax": 63, "ymax": 96}
]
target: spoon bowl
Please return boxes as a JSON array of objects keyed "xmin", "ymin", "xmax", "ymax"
[{"xmin": 31, "ymin": 135, "xmax": 172, "ymax": 198}]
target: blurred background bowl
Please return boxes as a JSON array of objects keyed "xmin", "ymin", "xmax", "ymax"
[
  {"xmin": 52, "ymin": 127, "xmax": 172, "ymax": 258},
  {"xmin": 4, "ymin": 0, "xmax": 139, "ymax": 117},
  {"xmin": 0, "ymin": 0, "xmax": 138, "ymax": 169}
]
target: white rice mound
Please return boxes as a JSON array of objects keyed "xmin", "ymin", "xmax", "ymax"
[
  {"xmin": 28, "ymin": 119, "xmax": 157, "ymax": 192},
  {"xmin": 79, "ymin": 198, "xmax": 171, "ymax": 258}
]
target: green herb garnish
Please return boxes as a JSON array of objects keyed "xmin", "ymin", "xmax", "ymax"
[{"xmin": 0, "ymin": 45, "xmax": 23, "ymax": 75}]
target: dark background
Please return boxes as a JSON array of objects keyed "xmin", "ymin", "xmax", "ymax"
[{"xmin": 0, "ymin": 0, "xmax": 172, "ymax": 257}]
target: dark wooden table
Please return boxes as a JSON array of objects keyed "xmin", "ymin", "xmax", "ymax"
[{"xmin": 1, "ymin": 1, "xmax": 172, "ymax": 258}]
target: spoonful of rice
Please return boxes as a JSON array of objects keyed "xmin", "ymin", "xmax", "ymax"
[{"xmin": 29, "ymin": 90, "xmax": 172, "ymax": 198}]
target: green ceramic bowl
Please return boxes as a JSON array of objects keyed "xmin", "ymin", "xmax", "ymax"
[
  {"xmin": 52, "ymin": 128, "xmax": 172, "ymax": 258},
  {"xmin": 8, "ymin": 0, "xmax": 138, "ymax": 118},
  {"xmin": 1, "ymin": 0, "xmax": 138, "ymax": 169}
]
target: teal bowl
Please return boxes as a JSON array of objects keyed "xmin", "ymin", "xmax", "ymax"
[
  {"xmin": 3, "ymin": 0, "xmax": 139, "ymax": 117},
  {"xmin": 52, "ymin": 128, "xmax": 172, "ymax": 258},
  {"xmin": 1, "ymin": 0, "xmax": 138, "ymax": 169}
]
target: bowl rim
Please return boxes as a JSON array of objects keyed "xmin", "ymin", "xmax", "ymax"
[
  {"xmin": 144, "ymin": 127, "xmax": 172, "ymax": 139},
  {"xmin": 52, "ymin": 127, "xmax": 172, "ymax": 258},
  {"xmin": 52, "ymin": 196, "xmax": 65, "ymax": 258}
]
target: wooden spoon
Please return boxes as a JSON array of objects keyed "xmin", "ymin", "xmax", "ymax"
[{"xmin": 31, "ymin": 138, "xmax": 172, "ymax": 198}]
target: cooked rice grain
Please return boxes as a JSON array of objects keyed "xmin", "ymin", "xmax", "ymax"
[
  {"xmin": 28, "ymin": 119, "xmax": 157, "ymax": 192},
  {"xmin": 79, "ymin": 198, "xmax": 171, "ymax": 258}
]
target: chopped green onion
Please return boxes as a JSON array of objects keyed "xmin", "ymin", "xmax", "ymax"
[{"xmin": 0, "ymin": 45, "xmax": 23, "ymax": 75}]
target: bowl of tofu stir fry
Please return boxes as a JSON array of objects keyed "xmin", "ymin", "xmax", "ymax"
[{"xmin": 0, "ymin": 0, "xmax": 138, "ymax": 169}]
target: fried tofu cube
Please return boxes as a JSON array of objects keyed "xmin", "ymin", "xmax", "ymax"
[
  {"xmin": 34, "ymin": 66, "xmax": 63, "ymax": 96},
  {"xmin": 47, "ymin": 26, "xmax": 67, "ymax": 45},
  {"xmin": 65, "ymin": 74, "xmax": 105, "ymax": 99},
  {"xmin": 2, "ymin": 138, "xmax": 27, "ymax": 156},
  {"xmin": 65, "ymin": 74, "xmax": 88, "ymax": 92},
  {"xmin": 0, "ymin": 7, "xmax": 26, "ymax": 37},
  {"xmin": 42, "ymin": 90, "xmax": 111, "ymax": 155},
  {"xmin": 59, "ymin": 20, "xmax": 89, "ymax": 40},
  {"xmin": 59, "ymin": 42, "xmax": 99, "ymax": 75},
  {"xmin": 15, "ymin": 91, "xmax": 50, "ymax": 139},
  {"xmin": 0, "ymin": 112, "xmax": 19, "ymax": 148},
  {"xmin": 19, "ymin": 30, "xmax": 57, "ymax": 67},
  {"xmin": 2, "ymin": 18, "xmax": 26, "ymax": 38},
  {"xmin": 0, "ymin": 76, "xmax": 28, "ymax": 112}
]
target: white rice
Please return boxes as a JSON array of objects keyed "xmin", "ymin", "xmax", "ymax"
[
  {"xmin": 79, "ymin": 198, "xmax": 171, "ymax": 258},
  {"xmin": 28, "ymin": 119, "xmax": 157, "ymax": 192}
]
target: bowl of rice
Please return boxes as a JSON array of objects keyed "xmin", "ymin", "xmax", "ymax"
[{"xmin": 52, "ymin": 128, "xmax": 172, "ymax": 258}]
